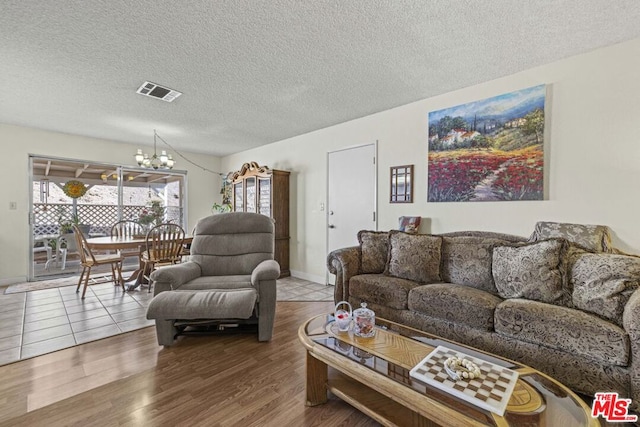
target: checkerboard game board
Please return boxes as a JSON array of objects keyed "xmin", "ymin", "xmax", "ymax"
[{"xmin": 409, "ymin": 345, "xmax": 519, "ymax": 416}]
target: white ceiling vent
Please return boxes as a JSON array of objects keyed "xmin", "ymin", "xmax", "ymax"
[{"xmin": 136, "ymin": 81, "xmax": 182, "ymax": 102}]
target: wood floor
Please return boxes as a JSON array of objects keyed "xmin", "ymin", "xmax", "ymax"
[{"xmin": 0, "ymin": 301, "xmax": 379, "ymax": 427}]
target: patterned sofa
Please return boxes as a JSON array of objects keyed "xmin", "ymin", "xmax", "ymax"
[{"xmin": 327, "ymin": 222, "xmax": 640, "ymax": 411}]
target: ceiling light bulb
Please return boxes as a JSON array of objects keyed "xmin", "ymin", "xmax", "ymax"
[
  {"xmin": 160, "ymin": 150, "xmax": 168, "ymax": 166},
  {"xmin": 135, "ymin": 149, "xmax": 144, "ymax": 166},
  {"xmin": 167, "ymin": 155, "xmax": 175, "ymax": 169}
]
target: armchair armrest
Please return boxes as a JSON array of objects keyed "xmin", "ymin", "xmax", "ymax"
[
  {"xmin": 150, "ymin": 261, "xmax": 202, "ymax": 295},
  {"xmin": 251, "ymin": 259, "xmax": 280, "ymax": 286},
  {"xmin": 251, "ymin": 259, "xmax": 280, "ymax": 342},
  {"xmin": 327, "ymin": 246, "xmax": 361, "ymax": 302}
]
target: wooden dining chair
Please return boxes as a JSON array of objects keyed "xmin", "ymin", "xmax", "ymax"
[
  {"xmin": 73, "ymin": 224, "xmax": 125, "ymax": 298},
  {"xmin": 110, "ymin": 219, "xmax": 146, "ymax": 261},
  {"xmin": 110, "ymin": 220, "xmax": 146, "ymax": 239},
  {"xmin": 141, "ymin": 223, "xmax": 185, "ymax": 292}
]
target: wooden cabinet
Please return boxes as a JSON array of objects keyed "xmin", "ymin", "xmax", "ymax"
[{"xmin": 232, "ymin": 162, "xmax": 290, "ymax": 277}]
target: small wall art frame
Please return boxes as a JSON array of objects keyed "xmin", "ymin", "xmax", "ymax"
[
  {"xmin": 398, "ymin": 216, "xmax": 421, "ymax": 234},
  {"xmin": 390, "ymin": 165, "xmax": 414, "ymax": 203}
]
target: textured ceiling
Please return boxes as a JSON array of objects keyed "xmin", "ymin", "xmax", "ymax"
[{"xmin": 1, "ymin": 1, "xmax": 640, "ymax": 157}]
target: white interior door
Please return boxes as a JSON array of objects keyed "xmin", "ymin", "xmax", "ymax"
[{"xmin": 327, "ymin": 143, "xmax": 377, "ymax": 282}]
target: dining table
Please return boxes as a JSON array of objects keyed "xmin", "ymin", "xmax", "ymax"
[{"xmin": 85, "ymin": 235, "xmax": 193, "ymax": 290}]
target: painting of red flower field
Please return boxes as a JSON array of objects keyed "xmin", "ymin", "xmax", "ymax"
[{"xmin": 428, "ymin": 85, "xmax": 546, "ymax": 202}]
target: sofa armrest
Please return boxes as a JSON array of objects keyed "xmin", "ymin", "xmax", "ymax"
[
  {"xmin": 251, "ymin": 260, "xmax": 281, "ymax": 286},
  {"xmin": 623, "ymin": 289, "xmax": 640, "ymax": 409},
  {"xmin": 150, "ymin": 261, "xmax": 202, "ymax": 296},
  {"xmin": 327, "ymin": 246, "xmax": 361, "ymax": 302},
  {"xmin": 623, "ymin": 288, "xmax": 640, "ymax": 337}
]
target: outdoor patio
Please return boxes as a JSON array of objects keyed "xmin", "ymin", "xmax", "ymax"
[{"xmin": 32, "ymin": 202, "xmax": 182, "ymax": 280}]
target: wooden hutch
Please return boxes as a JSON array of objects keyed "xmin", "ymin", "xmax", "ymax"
[{"xmin": 231, "ymin": 162, "xmax": 290, "ymax": 277}]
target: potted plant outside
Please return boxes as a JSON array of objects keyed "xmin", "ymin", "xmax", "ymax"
[{"xmin": 137, "ymin": 200, "xmax": 166, "ymax": 235}]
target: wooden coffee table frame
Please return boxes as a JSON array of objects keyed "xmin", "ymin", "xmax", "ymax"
[{"xmin": 299, "ymin": 314, "xmax": 598, "ymax": 427}]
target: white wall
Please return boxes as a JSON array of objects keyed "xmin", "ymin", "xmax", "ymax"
[
  {"xmin": 0, "ymin": 124, "xmax": 222, "ymax": 284},
  {"xmin": 221, "ymin": 37, "xmax": 640, "ymax": 281}
]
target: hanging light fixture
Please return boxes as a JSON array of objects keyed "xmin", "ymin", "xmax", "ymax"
[{"xmin": 134, "ymin": 130, "xmax": 175, "ymax": 170}]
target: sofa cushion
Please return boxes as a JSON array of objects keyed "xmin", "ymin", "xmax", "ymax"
[
  {"xmin": 570, "ymin": 252, "xmax": 640, "ymax": 326},
  {"xmin": 495, "ymin": 299, "xmax": 629, "ymax": 366},
  {"xmin": 529, "ymin": 221, "xmax": 613, "ymax": 252},
  {"xmin": 384, "ymin": 231, "xmax": 442, "ymax": 284},
  {"xmin": 408, "ymin": 284, "xmax": 503, "ymax": 331},
  {"xmin": 357, "ymin": 230, "xmax": 389, "ymax": 274},
  {"xmin": 441, "ymin": 236, "xmax": 511, "ymax": 293},
  {"xmin": 350, "ymin": 274, "xmax": 419, "ymax": 310},
  {"xmin": 492, "ymin": 239, "xmax": 566, "ymax": 305}
]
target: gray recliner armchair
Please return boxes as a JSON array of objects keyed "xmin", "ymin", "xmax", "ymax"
[{"xmin": 146, "ymin": 212, "xmax": 280, "ymax": 345}]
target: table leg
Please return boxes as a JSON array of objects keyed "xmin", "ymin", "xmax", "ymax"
[
  {"xmin": 126, "ymin": 246, "xmax": 146, "ymax": 291},
  {"xmin": 306, "ymin": 351, "xmax": 328, "ymax": 406}
]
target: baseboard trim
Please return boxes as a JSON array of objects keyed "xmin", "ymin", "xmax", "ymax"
[
  {"xmin": 0, "ymin": 276, "xmax": 27, "ymax": 287},
  {"xmin": 289, "ymin": 270, "xmax": 327, "ymax": 285}
]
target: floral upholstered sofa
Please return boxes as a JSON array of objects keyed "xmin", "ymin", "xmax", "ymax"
[{"xmin": 327, "ymin": 222, "xmax": 640, "ymax": 411}]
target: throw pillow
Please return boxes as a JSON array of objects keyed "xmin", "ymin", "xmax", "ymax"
[
  {"xmin": 357, "ymin": 230, "xmax": 389, "ymax": 274},
  {"xmin": 529, "ymin": 221, "xmax": 613, "ymax": 252},
  {"xmin": 384, "ymin": 231, "xmax": 442, "ymax": 284},
  {"xmin": 441, "ymin": 236, "xmax": 512, "ymax": 293},
  {"xmin": 570, "ymin": 252, "xmax": 640, "ymax": 326},
  {"xmin": 492, "ymin": 239, "xmax": 566, "ymax": 305}
]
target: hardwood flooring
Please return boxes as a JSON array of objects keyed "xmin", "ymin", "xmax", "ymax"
[{"xmin": 0, "ymin": 301, "xmax": 379, "ymax": 427}]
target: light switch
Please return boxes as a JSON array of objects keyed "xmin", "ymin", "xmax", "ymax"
[{"xmin": 320, "ymin": 202, "xmax": 325, "ymax": 211}]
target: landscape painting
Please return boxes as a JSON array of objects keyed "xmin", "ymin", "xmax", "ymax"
[{"xmin": 427, "ymin": 84, "xmax": 546, "ymax": 202}]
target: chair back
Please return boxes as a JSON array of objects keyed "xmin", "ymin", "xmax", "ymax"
[
  {"xmin": 72, "ymin": 224, "xmax": 95, "ymax": 264},
  {"xmin": 190, "ymin": 212, "xmax": 275, "ymax": 276},
  {"xmin": 111, "ymin": 220, "xmax": 145, "ymax": 239},
  {"xmin": 144, "ymin": 223, "xmax": 185, "ymax": 264}
]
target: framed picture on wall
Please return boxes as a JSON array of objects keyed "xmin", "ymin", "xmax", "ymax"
[
  {"xmin": 390, "ymin": 165, "xmax": 414, "ymax": 203},
  {"xmin": 427, "ymin": 84, "xmax": 546, "ymax": 202}
]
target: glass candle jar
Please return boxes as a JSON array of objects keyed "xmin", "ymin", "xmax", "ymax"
[{"xmin": 353, "ymin": 302, "xmax": 375, "ymax": 338}]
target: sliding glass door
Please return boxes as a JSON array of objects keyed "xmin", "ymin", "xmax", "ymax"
[{"xmin": 30, "ymin": 156, "xmax": 187, "ymax": 280}]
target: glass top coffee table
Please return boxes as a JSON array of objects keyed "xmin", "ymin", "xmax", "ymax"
[{"xmin": 298, "ymin": 313, "xmax": 598, "ymax": 427}]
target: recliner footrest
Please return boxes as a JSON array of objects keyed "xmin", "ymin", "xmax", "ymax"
[{"xmin": 146, "ymin": 289, "xmax": 257, "ymax": 321}]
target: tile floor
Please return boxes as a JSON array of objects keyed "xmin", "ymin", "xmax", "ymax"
[
  {"xmin": 0, "ymin": 276, "xmax": 333, "ymax": 366},
  {"xmin": 0, "ymin": 282, "xmax": 155, "ymax": 366},
  {"xmin": 276, "ymin": 276, "xmax": 334, "ymax": 301}
]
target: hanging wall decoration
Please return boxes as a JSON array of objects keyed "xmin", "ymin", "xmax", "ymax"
[
  {"xmin": 62, "ymin": 180, "xmax": 88, "ymax": 199},
  {"xmin": 427, "ymin": 84, "xmax": 546, "ymax": 202},
  {"xmin": 390, "ymin": 165, "xmax": 414, "ymax": 203}
]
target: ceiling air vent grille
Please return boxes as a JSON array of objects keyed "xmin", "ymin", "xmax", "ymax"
[{"xmin": 136, "ymin": 81, "xmax": 182, "ymax": 102}]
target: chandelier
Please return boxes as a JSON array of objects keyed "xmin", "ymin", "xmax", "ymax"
[{"xmin": 134, "ymin": 130, "xmax": 175, "ymax": 169}]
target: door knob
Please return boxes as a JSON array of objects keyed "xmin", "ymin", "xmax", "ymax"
[{"xmin": 328, "ymin": 224, "xmax": 336, "ymax": 229}]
